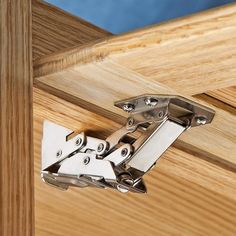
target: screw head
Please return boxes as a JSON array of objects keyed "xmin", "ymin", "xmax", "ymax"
[
  {"xmin": 127, "ymin": 117, "xmax": 134, "ymax": 127},
  {"xmin": 83, "ymin": 156, "xmax": 90, "ymax": 165},
  {"xmin": 97, "ymin": 143, "xmax": 105, "ymax": 152},
  {"xmin": 196, "ymin": 116, "xmax": 207, "ymax": 125},
  {"xmin": 56, "ymin": 150, "xmax": 62, "ymax": 158},
  {"xmin": 123, "ymin": 103, "xmax": 135, "ymax": 112},
  {"xmin": 117, "ymin": 184, "xmax": 129, "ymax": 193},
  {"xmin": 145, "ymin": 97, "xmax": 158, "ymax": 107},
  {"xmin": 121, "ymin": 148, "xmax": 128, "ymax": 157},
  {"xmin": 123, "ymin": 178, "xmax": 134, "ymax": 186},
  {"xmin": 117, "ymin": 173, "xmax": 134, "ymax": 193},
  {"xmin": 75, "ymin": 137, "xmax": 82, "ymax": 146}
]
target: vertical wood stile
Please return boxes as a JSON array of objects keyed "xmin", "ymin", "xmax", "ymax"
[{"xmin": 0, "ymin": 0, "xmax": 34, "ymax": 235}]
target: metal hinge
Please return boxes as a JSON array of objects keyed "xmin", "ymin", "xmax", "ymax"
[{"xmin": 41, "ymin": 95, "xmax": 215, "ymax": 193}]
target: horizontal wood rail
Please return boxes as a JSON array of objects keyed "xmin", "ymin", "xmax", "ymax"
[
  {"xmin": 34, "ymin": 3, "xmax": 236, "ymax": 95},
  {"xmin": 34, "ymin": 61, "xmax": 236, "ymax": 169}
]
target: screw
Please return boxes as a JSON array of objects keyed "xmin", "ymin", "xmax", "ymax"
[
  {"xmin": 158, "ymin": 110, "xmax": 164, "ymax": 118},
  {"xmin": 83, "ymin": 156, "xmax": 90, "ymax": 165},
  {"xmin": 123, "ymin": 178, "xmax": 134, "ymax": 186},
  {"xmin": 127, "ymin": 117, "xmax": 134, "ymax": 127},
  {"xmin": 97, "ymin": 143, "xmax": 105, "ymax": 152},
  {"xmin": 117, "ymin": 184, "xmax": 129, "ymax": 193},
  {"xmin": 196, "ymin": 116, "xmax": 207, "ymax": 125},
  {"xmin": 121, "ymin": 148, "xmax": 128, "ymax": 157},
  {"xmin": 145, "ymin": 97, "xmax": 158, "ymax": 107},
  {"xmin": 117, "ymin": 173, "xmax": 134, "ymax": 193},
  {"xmin": 123, "ymin": 103, "xmax": 135, "ymax": 112},
  {"xmin": 56, "ymin": 150, "xmax": 62, "ymax": 158},
  {"xmin": 75, "ymin": 137, "xmax": 82, "ymax": 146}
]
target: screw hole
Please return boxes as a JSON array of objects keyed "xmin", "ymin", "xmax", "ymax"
[
  {"xmin": 56, "ymin": 150, "xmax": 62, "ymax": 158},
  {"xmin": 83, "ymin": 156, "xmax": 90, "ymax": 165},
  {"xmin": 97, "ymin": 143, "xmax": 105, "ymax": 152},
  {"xmin": 75, "ymin": 138, "xmax": 82, "ymax": 146},
  {"xmin": 121, "ymin": 148, "xmax": 128, "ymax": 157}
]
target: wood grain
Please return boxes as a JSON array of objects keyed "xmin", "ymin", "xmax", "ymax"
[
  {"xmin": 0, "ymin": 1, "xmax": 34, "ymax": 235},
  {"xmin": 34, "ymin": 88, "xmax": 236, "ymax": 236},
  {"xmin": 32, "ymin": 0, "xmax": 111, "ymax": 60},
  {"xmin": 34, "ymin": 3, "xmax": 236, "ymax": 95},
  {"xmin": 207, "ymin": 86, "xmax": 236, "ymax": 108},
  {"xmin": 35, "ymin": 60, "xmax": 236, "ymax": 169},
  {"xmin": 31, "ymin": 2, "xmax": 236, "ymax": 236}
]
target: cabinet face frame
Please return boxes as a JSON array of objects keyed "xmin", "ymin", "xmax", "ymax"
[{"xmin": 0, "ymin": 0, "xmax": 34, "ymax": 235}]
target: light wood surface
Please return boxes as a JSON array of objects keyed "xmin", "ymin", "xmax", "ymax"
[
  {"xmin": 31, "ymin": 2, "xmax": 236, "ymax": 236},
  {"xmin": 207, "ymin": 86, "xmax": 236, "ymax": 108},
  {"xmin": 34, "ymin": 3, "xmax": 236, "ymax": 95},
  {"xmin": 32, "ymin": 0, "xmax": 111, "ymax": 60},
  {"xmin": 0, "ymin": 1, "xmax": 34, "ymax": 235},
  {"xmin": 35, "ymin": 60, "xmax": 236, "ymax": 169},
  {"xmin": 33, "ymin": 3, "xmax": 236, "ymax": 169},
  {"xmin": 32, "ymin": 1, "xmax": 236, "ymax": 112},
  {"xmin": 34, "ymin": 88, "xmax": 236, "ymax": 236}
]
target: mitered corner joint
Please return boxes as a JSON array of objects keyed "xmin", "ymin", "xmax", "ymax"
[{"xmin": 41, "ymin": 94, "xmax": 215, "ymax": 193}]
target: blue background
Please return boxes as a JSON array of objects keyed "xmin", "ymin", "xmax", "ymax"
[{"xmin": 46, "ymin": 0, "xmax": 236, "ymax": 34}]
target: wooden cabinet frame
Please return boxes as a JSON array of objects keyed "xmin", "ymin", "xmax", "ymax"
[{"xmin": 1, "ymin": 1, "xmax": 236, "ymax": 235}]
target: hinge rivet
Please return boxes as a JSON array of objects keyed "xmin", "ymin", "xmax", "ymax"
[
  {"xmin": 75, "ymin": 138, "xmax": 82, "ymax": 146},
  {"xmin": 56, "ymin": 150, "xmax": 62, "ymax": 158},
  {"xmin": 83, "ymin": 156, "xmax": 90, "ymax": 165},
  {"xmin": 97, "ymin": 143, "xmax": 105, "ymax": 152},
  {"xmin": 123, "ymin": 103, "xmax": 135, "ymax": 112},
  {"xmin": 121, "ymin": 148, "xmax": 128, "ymax": 157}
]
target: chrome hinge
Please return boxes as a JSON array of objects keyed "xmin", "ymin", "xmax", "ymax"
[{"xmin": 41, "ymin": 95, "xmax": 215, "ymax": 193}]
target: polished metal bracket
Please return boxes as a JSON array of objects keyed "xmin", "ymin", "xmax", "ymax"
[{"xmin": 41, "ymin": 95, "xmax": 215, "ymax": 193}]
